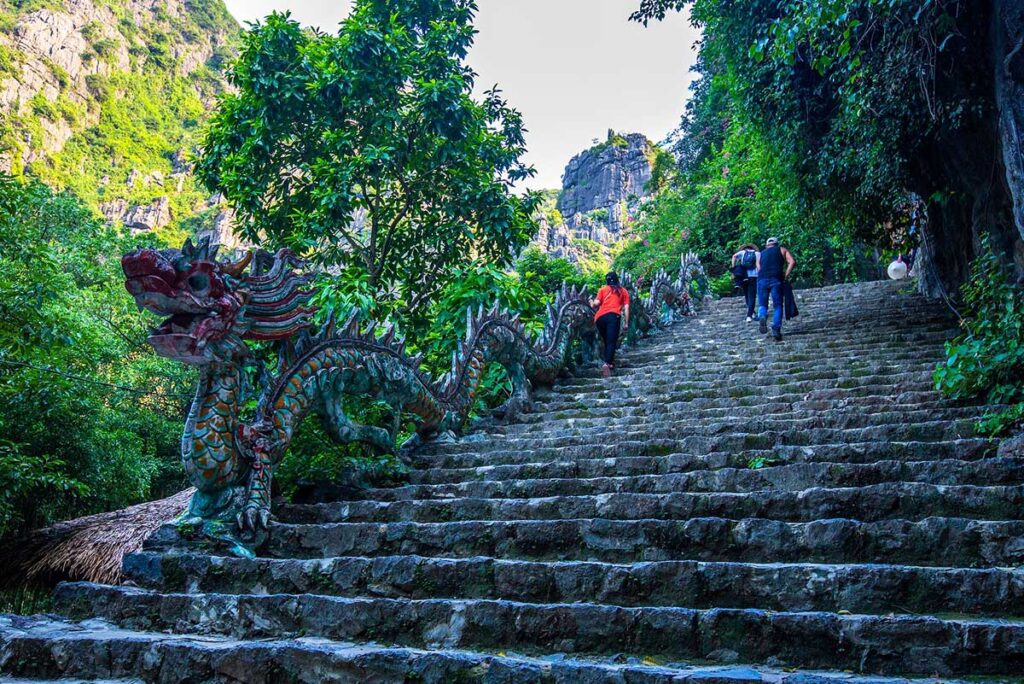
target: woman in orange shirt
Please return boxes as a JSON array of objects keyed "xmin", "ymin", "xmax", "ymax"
[{"xmin": 591, "ymin": 272, "xmax": 630, "ymax": 377}]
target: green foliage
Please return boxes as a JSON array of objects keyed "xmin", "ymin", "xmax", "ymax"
[
  {"xmin": 0, "ymin": 175, "xmax": 190, "ymax": 538},
  {"xmin": 934, "ymin": 242, "xmax": 1024, "ymax": 435},
  {"xmin": 572, "ymin": 239, "xmax": 611, "ymax": 288},
  {"xmin": 276, "ymin": 418, "xmax": 409, "ymax": 500},
  {"xmin": 196, "ymin": 5, "xmax": 537, "ymax": 326},
  {"xmin": 0, "ymin": 41, "xmax": 19, "ymax": 77},
  {"xmin": 709, "ymin": 273, "xmax": 734, "ymax": 298},
  {"xmin": 624, "ymin": 0, "xmax": 998, "ymax": 288},
  {"xmin": 515, "ymin": 247, "xmax": 588, "ymax": 295},
  {"xmin": 0, "ymin": 0, "xmax": 238, "ymax": 240}
]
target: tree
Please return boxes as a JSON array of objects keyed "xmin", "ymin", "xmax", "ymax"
[
  {"xmin": 0, "ymin": 175, "xmax": 190, "ymax": 538},
  {"xmin": 630, "ymin": 0, "xmax": 1023, "ymax": 296},
  {"xmin": 196, "ymin": 2, "xmax": 538, "ymax": 319}
]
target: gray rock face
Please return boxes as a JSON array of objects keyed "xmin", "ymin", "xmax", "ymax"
[
  {"xmin": 0, "ymin": 0, "xmax": 237, "ymax": 243},
  {"xmin": 558, "ymin": 131, "xmax": 654, "ymax": 236},
  {"xmin": 533, "ymin": 131, "xmax": 660, "ymax": 262},
  {"xmin": 2, "ymin": 280, "xmax": 1020, "ymax": 681}
]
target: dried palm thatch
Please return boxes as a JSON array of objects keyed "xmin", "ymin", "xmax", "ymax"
[{"xmin": 0, "ymin": 489, "xmax": 192, "ymax": 589}]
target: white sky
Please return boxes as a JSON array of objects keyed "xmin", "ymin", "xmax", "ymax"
[{"xmin": 222, "ymin": 1, "xmax": 699, "ymax": 190}]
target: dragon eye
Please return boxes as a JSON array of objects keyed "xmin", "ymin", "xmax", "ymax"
[{"xmin": 187, "ymin": 273, "xmax": 210, "ymax": 292}]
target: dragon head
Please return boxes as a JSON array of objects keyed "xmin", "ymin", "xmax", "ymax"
[{"xmin": 123, "ymin": 237, "xmax": 315, "ymax": 365}]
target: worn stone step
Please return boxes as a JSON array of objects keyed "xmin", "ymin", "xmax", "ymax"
[
  {"xmin": 411, "ymin": 417, "xmax": 978, "ymax": 464},
  {"xmin": 279, "ymin": 483, "xmax": 1024, "ymax": 526},
  {"xmin": 0, "ymin": 615, "xmax": 976, "ymax": 684},
  {"xmin": 51, "ymin": 584, "xmax": 1024, "ymax": 677},
  {"xmin": 405, "ymin": 438, "xmax": 991, "ymax": 481},
  {"xmin": 485, "ymin": 405, "xmax": 985, "ymax": 437},
  {"xmin": 411, "ymin": 439, "xmax": 996, "ymax": 473},
  {"xmin": 559, "ymin": 359, "xmax": 945, "ymax": 386},
  {"xmin": 124, "ymin": 551, "xmax": 1024, "ymax": 619},
  {"xmin": 531, "ymin": 389, "xmax": 948, "ymax": 415},
  {"xmin": 258, "ymin": 517, "xmax": 1024, "ymax": 566},
  {"xmin": 473, "ymin": 408, "xmax": 986, "ymax": 445},
  {"xmin": 545, "ymin": 375, "xmax": 939, "ymax": 401},
  {"xmin": 413, "ymin": 422, "xmax": 983, "ymax": 458},
  {"xmin": 514, "ymin": 395, "xmax": 974, "ymax": 424},
  {"xmin": 621, "ymin": 338, "xmax": 953, "ymax": 364},
  {"xmin": 388, "ymin": 458, "xmax": 1019, "ymax": 499}
]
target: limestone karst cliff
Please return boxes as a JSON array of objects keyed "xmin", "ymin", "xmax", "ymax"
[
  {"xmin": 0, "ymin": 0, "xmax": 238, "ymax": 240},
  {"xmin": 534, "ymin": 130, "xmax": 665, "ymax": 263}
]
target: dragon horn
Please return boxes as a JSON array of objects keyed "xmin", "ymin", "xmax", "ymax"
[
  {"xmin": 380, "ymin": 323, "xmax": 396, "ymax": 347},
  {"xmin": 362, "ymin": 321, "xmax": 377, "ymax": 340},
  {"xmin": 466, "ymin": 306, "xmax": 475, "ymax": 341},
  {"xmin": 222, "ymin": 250, "xmax": 253, "ymax": 279},
  {"xmin": 342, "ymin": 310, "xmax": 360, "ymax": 336}
]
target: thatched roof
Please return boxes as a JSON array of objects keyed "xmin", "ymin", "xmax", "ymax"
[{"xmin": 0, "ymin": 489, "xmax": 192, "ymax": 588}]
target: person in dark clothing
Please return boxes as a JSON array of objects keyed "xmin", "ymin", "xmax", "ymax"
[
  {"xmin": 755, "ymin": 237, "xmax": 796, "ymax": 341},
  {"xmin": 591, "ymin": 272, "xmax": 631, "ymax": 378},
  {"xmin": 731, "ymin": 243, "xmax": 759, "ymax": 321}
]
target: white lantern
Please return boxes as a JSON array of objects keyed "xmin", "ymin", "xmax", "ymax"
[{"xmin": 888, "ymin": 259, "xmax": 908, "ymax": 280}]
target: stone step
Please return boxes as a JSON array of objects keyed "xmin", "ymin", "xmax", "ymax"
[
  {"xmin": 544, "ymin": 375, "xmax": 939, "ymax": 400},
  {"xmin": 384, "ymin": 458, "xmax": 1020, "ymax": 499},
  {"xmin": 485, "ymin": 404, "xmax": 984, "ymax": 436},
  {"xmin": 518, "ymin": 393, "xmax": 972, "ymax": 421},
  {"xmin": 558, "ymin": 358, "xmax": 944, "ymax": 385},
  {"xmin": 413, "ymin": 422, "xmax": 983, "ymax": 457},
  {"xmin": 600, "ymin": 333, "xmax": 956, "ymax": 363},
  {"xmin": 407, "ymin": 440, "xmax": 999, "ymax": 483},
  {"xmin": 411, "ymin": 413, "xmax": 978, "ymax": 462},
  {"xmin": 531, "ymin": 389, "xmax": 948, "ymax": 415},
  {"xmin": 410, "ymin": 439, "xmax": 996, "ymax": 473},
  {"xmin": 51, "ymin": 584, "xmax": 1024, "ymax": 677},
  {"xmin": 124, "ymin": 551, "xmax": 1024, "ymax": 618},
  {"xmin": 278, "ymin": 482, "xmax": 1024, "ymax": 525},
  {"xmin": 259, "ymin": 517, "xmax": 1024, "ymax": 566},
  {"xmin": 0, "ymin": 615, "xmax": 974, "ymax": 684}
]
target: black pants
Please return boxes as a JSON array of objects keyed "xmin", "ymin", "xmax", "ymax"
[
  {"xmin": 595, "ymin": 312, "xmax": 621, "ymax": 365},
  {"xmin": 742, "ymin": 277, "xmax": 757, "ymax": 317}
]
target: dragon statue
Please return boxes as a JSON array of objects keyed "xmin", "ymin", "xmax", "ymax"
[{"xmin": 123, "ymin": 238, "xmax": 706, "ymax": 556}]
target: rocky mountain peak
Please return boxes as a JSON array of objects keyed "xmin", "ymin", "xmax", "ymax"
[{"xmin": 534, "ymin": 130, "xmax": 664, "ymax": 263}]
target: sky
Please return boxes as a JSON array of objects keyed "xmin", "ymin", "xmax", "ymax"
[{"xmin": 221, "ymin": 1, "xmax": 700, "ymax": 190}]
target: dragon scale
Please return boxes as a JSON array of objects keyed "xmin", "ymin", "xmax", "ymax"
[{"xmin": 122, "ymin": 238, "xmax": 705, "ymax": 556}]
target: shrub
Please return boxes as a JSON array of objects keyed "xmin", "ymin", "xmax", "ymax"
[
  {"xmin": 934, "ymin": 241, "xmax": 1024, "ymax": 435},
  {"xmin": 93, "ymin": 38, "xmax": 118, "ymax": 58}
]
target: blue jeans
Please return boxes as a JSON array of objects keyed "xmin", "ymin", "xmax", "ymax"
[{"xmin": 757, "ymin": 276, "xmax": 784, "ymax": 331}]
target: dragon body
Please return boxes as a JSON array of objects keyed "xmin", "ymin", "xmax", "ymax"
[{"xmin": 123, "ymin": 239, "xmax": 704, "ymax": 556}]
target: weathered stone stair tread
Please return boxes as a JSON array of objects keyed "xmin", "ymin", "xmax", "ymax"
[
  {"xmin": 51, "ymin": 584, "xmax": 1024, "ymax": 677},
  {"xmin": 466, "ymin": 411, "xmax": 982, "ymax": 445},
  {"xmin": 262, "ymin": 516, "xmax": 1024, "ymax": 566},
  {"xmin": 531, "ymin": 390, "xmax": 953, "ymax": 415},
  {"xmin": 412, "ymin": 439, "xmax": 995, "ymax": 470},
  {"xmin": 278, "ymin": 482, "xmax": 1024, "ymax": 524},
  {"xmin": 0, "ymin": 616, "xmax": 976, "ymax": 684},
  {"xmin": 364, "ymin": 458, "xmax": 1012, "ymax": 499},
  {"xmin": 124, "ymin": 552, "xmax": 1024, "ymax": 618},
  {"xmin": 405, "ymin": 446, "xmax": 1009, "ymax": 481},
  {"xmin": 484, "ymin": 405, "xmax": 985, "ymax": 435},
  {"xmin": 411, "ymin": 423, "xmax": 982, "ymax": 458}
]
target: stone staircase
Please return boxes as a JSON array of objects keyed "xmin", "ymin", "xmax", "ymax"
[{"xmin": 3, "ymin": 280, "xmax": 1024, "ymax": 683}]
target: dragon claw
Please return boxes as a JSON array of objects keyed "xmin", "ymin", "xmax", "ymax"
[{"xmin": 237, "ymin": 505, "xmax": 270, "ymax": 533}]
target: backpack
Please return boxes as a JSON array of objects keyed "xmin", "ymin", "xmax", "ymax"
[{"xmin": 740, "ymin": 250, "xmax": 757, "ymax": 269}]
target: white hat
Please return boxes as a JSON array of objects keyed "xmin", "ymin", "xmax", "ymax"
[{"xmin": 766, "ymin": 237, "xmax": 779, "ymax": 246}]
